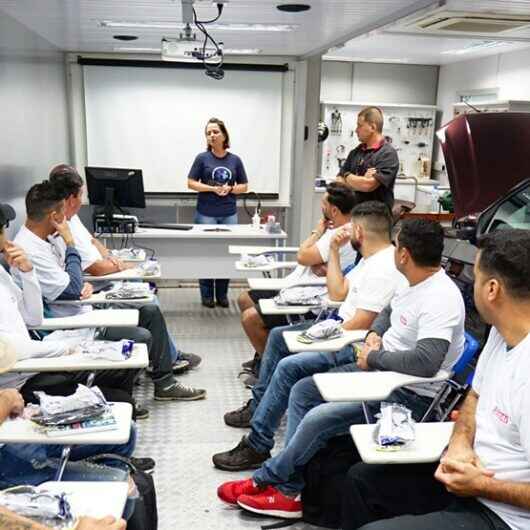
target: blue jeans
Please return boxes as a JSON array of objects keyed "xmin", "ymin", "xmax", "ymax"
[
  {"xmin": 194, "ymin": 211, "xmax": 238, "ymax": 301},
  {"xmin": 248, "ymin": 322, "xmax": 354, "ymax": 454},
  {"xmin": 0, "ymin": 425, "xmax": 136, "ymax": 488},
  {"xmin": 253, "ymin": 363, "xmax": 432, "ymax": 495}
]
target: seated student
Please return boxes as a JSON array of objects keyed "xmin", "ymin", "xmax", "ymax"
[
  {"xmin": 217, "ymin": 219, "xmax": 466, "ymax": 519},
  {"xmin": 213, "ymin": 201, "xmax": 406, "ymax": 470},
  {"xmin": 49, "ymin": 164, "xmax": 200, "ymax": 375},
  {"xmin": 11, "ymin": 183, "xmax": 206, "ymax": 402},
  {"xmin": 238, "ymin": 182, "xmax": 357, "ymax": 368},
  {"xmin": 0, "ymin": 202, "xmax": 138, "ymax": 412},
  {"xmin": 339, "ymin": 229, "xmax": 530, "ymax": 530},
  {"xmin": 0, "ymin": 508, "xmax": 125, "ymax": 530}
]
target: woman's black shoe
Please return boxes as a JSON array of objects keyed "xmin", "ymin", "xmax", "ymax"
[{"xmin": 202, "ymin": 298, "xmax": 215, "ymax": 308}]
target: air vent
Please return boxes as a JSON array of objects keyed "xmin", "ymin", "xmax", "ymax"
[{"xmin": 409, "ymin": 10, "xmax": 530, "ymax": 34}]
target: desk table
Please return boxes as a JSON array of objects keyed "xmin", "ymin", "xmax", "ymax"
[
  {"xmin": 84, "ymin": 267, "xmax": 161, "ymax": 282},
  {"xmin": 39, "ymin": 481, "xmax": 129, "ymax": 520},
  {"xmin": 283, "ymin": 329, "xmax": 367, "ymax": 353},
  {"xmin": 52, "ymin": 290, "xmax": 154, "ymax": 307},
  {"xmin": 350, "ymin": 422, "xmax": 454, "ymax": 464},
  {"xmin": 0, "ymin": 402, "xmax": 132, "ymax": 444},
  {"xmin": 29, "ymin": 309, "xmax": 139, "ymax": 331},
  {"xmin": 248, "ymin": 277, "xmax": 326, "ymax": 291},
  {"xmin": 12, "ymin": 344, "xmax": 148, "ymax": 372},
  {"xmin": 103, "ymin": 225, "xmax": 287, "ymax": 280},
  {"xmin": 229, "ymin": 245, "xmax": 298, "ymax": 256}
]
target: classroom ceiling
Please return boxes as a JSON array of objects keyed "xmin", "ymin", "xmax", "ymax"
[{"xmin": 1, "ymin": 0, "xmax": 530, "ymax": 63}]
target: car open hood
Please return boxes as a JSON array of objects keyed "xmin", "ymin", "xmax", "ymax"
[{"xmin": 437, "ymin": 112, "xmax": 530, "ymax": 219}]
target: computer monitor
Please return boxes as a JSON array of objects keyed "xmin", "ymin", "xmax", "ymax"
[{"xmin": 85, "ymin": 166, "xmax": 146, "ymax": 218}]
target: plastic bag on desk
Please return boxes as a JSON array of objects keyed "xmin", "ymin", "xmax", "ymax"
[
  {"xmin": 274, "ymin": 285, "xmax": 327, "ymax": 306},
  {"xmin": 373, "ymin": 402, "xmax": 415, "ymax": 449},
  {"xmin": 105, "ymin": 282, "xmax": 152, "ymax": 300},
  {"xmin": 240, "ymin": 253, "xmax": 274, "ymax": 268},
  {"xmin": 139, "ymin": 260, "xmax": 160, "ymax": 277},
  {"xmin": 297, "ymin": 318, "xmax": 343, "ymax": 344},
  {"xmin": 0, "ymin": 486, "xmax": 73, "ymax": 525},
  {"xmin": 32, "ymin": 385, "xmax": 108, "ymax": 426},
  {"xmin": 77, "ymin": 339, "xmax": 134, "ymax": 361}
]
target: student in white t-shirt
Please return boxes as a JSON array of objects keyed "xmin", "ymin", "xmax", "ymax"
[
  {"xmin": 339, "ymin": 228, "xmax": 530, "ymax": 530},
  {"xmin": 213, "ymin": 201, "xmax": 406, "ymax": 471},
  {"xmin": 49, "ymin": 165, "xmax": 202, "ymax": 375},
  {"xmin": 217, "ymin": 218, "xmax": 467, "ymax": 519},
  {"xmin": 238, "ymin": 182, "xmax": 358, "ymax": 366}
]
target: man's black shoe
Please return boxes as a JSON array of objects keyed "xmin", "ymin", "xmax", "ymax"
[
  {"xmin": 216, "ymin": 298, "xmax": 229, "ymax": 308},
  {"xmin": 212, "ymin": 436, "xmax": 270, "ymax": 471},
  {"xmin": 202, "ymin": 298, "xmax": 215, "ymax": 308},
  {"xmin": 131, "ymin": 457, "xmax": 156, "ymax": 473},
  {"xmin": 224, "ymin": 399, "xmax": 253, "ymax": 428}
]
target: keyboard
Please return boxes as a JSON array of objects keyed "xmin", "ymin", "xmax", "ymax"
[{"xmin": 139, "ymin": 222, "xmax": 194, "ymax": 231}]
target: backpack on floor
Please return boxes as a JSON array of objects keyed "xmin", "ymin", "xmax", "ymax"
[
  {"xmin": 301, "ymin": 435, "xmax": 360, "ymax": 529},
  {"xmin": 86, "ymin": 454, "xmax": 158, "ymax": 530}
]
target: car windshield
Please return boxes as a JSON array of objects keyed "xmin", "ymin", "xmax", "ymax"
[{"xmin": 486, "ymin": 183, "xmax": 530, "ymax": 232}]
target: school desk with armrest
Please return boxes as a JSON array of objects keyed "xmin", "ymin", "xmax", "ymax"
[
  {"xmin": 248, "ymin": 277, "xmax": 327, "ymax": 291},
  {"xmin": 84, "ymin": 267, "xmax": 161, "ymax": 282},
  {"xmin": 28, "ymin": 309, "xmax": 139, "ymax": 331}
]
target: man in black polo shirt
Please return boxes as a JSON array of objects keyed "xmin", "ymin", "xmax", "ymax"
[{"xmin": 337, "ymin": 106, "xmax": 399, "ymax": 208}]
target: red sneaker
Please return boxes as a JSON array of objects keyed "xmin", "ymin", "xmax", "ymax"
[
  {"xmin": 237, "ymin": 487, "xmax": 302, "ymax": 519},
  {"xmin": 217, "ymin": 478, "xmax": 274, "ymax": 505}
]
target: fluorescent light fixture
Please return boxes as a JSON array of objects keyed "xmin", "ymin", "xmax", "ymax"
[
  {"xmin": 101, "ymin": 20, "xmax": 297, "ymax": 32},
  {"xmin": 113, "ymin": 46, "xmax": 162, "ymax": 53},
  {"xmin": 441, "ymin": 40, "xmax": 512, "ymax": 55},
  {"xmin": 223, "ymin": 48, "xmax": 261, "ymax": 55},
  {"xmin": 323, "ymin": 56, "xmax": 411, "ymax": 63}
]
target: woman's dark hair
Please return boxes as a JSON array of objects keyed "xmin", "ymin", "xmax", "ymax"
[
  {"xmin": 397, "ymin": 218, "xmax": 444, "ymax": 267},
  {"xmin": 205, "ymin": 118, "xmax": 230, "ymax": 150},
  {"xmin": 477, "ymin": 229, "xmax": 530, "ymax": 300},
  {"xmin": 49, "ymin": 164, "xmax": 83, "ymax": 200},
  {"xmin": 325, "ymin": 182, "xmax": 356, "ymax": 214}
]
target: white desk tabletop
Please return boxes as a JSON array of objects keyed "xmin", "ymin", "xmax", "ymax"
[
  {"xmin": 236, "ymin": 260, "xmax": 298, "ymax": 273},
  {"xmin": 259, "ymin": 298, "xmax": 314, "ymax": 315},
  {"xmin": 29, "ymin": 309, "xmax": 139, "ymax": 330},
  {"xmin": 39, "ymin": 481, "xmax": 129, "ymax": 520},
  {"xmin": 12, "ymin": 344, "xmax": 149, "ymax": 373},
  {"xmin": 52, "ymin": 290, "xmax": 154, "ymax": 307},
  {"xmin": 283, "ymin": 328, "xmax": 367, "ymax": 353},
  {"xmin": 0, "ymin": 402, "xmax": 132, "ymax": 444},
  {"xmin": 248, "ymin": 277, "xmax": 327, "ymax": 291},
  {"xmin": 313, "ymin": 369, "xmax": 450, "ymax": 402},
  {"xmin": 351, "ymin": 422, "xmax": 454, "ymax": 464},
  {"xmin": 121, "ymin": 225, "xmax": 287, "ymax": 240},
  {"xmin": 229, "ymin": 245, "xmax": 298, "ymax": 255},
  {"xmin": 84, "ymin": 267, "xmax": 161, "ymax": 282}
]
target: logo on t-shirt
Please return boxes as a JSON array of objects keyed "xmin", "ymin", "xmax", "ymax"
[
  {"xmin": 493, "ymin": 406, "xmax": 510, "ymax": 424},
  {"xmin": 400, "ymin": 314, "xmax": 408, "ymax": 326},
  {"xmin": 212, "ymin": 166, "xmax": 232, "ymax": 185}
]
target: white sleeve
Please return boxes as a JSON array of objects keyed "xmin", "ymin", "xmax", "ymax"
[
  {"xmin": 356, "ymin": 272, "xmax": 400, "ymax": 313},
  {"xmin": 70, "ymin": 216, "xmax": 104, "ymax": 270},
  {"xmin": 472, "ymin": 328, "xmax": 498, "ymax": 396},
  {"xmin": 417, "ymin": 294, "xmax": 464, "ymax": 343},
  {"xmin": 14, "ymin": 269, "xmax": 43, "ymax": 327},
  {"xmin": 1, "ymin": 334, "xmax": 68, "ymax": 360},
  {"xmin": 515, "ymin": 381, "xmax": 530, "ymax": 465},
  {"xmin": 314, "ymin": 230, "xmax": 333, "ymax": 263},
  {"xmin": 21, "ymin": 250, "xmax": 70, "ymax": 302}
]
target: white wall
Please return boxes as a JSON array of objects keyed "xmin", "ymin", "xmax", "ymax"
[
  {"xmin": 321, "ymin": 61, "xmax": 439, "ymax": 104},
  {"xmin": 435, "ymin": 47, "xmax": 530, "ymax": 184},
  {"xmin": 0, "ymin": 9, "xmax": 70, "ymax": 236}
]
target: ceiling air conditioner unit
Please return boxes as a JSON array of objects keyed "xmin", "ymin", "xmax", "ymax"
[{"xmin": 407, "ymin": 10, "xmax": 530, "ymax": 34}]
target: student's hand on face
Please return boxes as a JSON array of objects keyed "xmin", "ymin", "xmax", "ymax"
[
  {"xmin": 51, "ymin": 214, "xmax": 74, "ymax": 246},
  {"xmin": 434, "ymin": 458, "xmax": 494, "ymax": 497},
  {"xmin": 80, "ymin": 282, "xmax": 94, "ymax": 300},
  {"xmin": 310, "ymin": 264, "xmax": 327, "ymax": 277},
  {"xmin": 2, "ymin": 241, "xmax": 33, "ymax": 272},
  {"xmin": 76, "ymin": 515, "xmax": 127, "ymax": 530},
  {"xmin": 330, "ymin": 227, "xmax": 351, "ymax": 250},
  {"xmin": 364, "ymin": 167, "xmax": 377, "ymax": 179},
  {"xmin": 314, "ymin": 217, "xmax": 328, "ymax": 236},
  {"xmin": 0, "ymin": 389, "xmax": 25, "ymax": 417}
]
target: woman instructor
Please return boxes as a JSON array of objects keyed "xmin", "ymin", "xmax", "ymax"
[{"xmin": 188, "ymin": 118, "xmax": 248, "ymax": 308}]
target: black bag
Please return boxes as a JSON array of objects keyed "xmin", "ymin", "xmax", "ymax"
[
  {"xmin": 86, "ymin": 454, "xmax": 158, "ymax": 530},
  {"xmin": 301, "ymin": 435, "xmax": 360, "ymax": 529}
]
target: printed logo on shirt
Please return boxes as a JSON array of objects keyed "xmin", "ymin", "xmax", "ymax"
[
  {"xmin": 400, "ymin": 314, "xmax": 408, "ymax": 326},
  {"xmin": 212, "ymin": 166, "xmax": 232, "ymax": 185},
  {"xmin": 493, "ymin": 406, "xmax": 510, "ymax": 425}
]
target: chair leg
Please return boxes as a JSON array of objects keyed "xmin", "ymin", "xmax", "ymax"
[
  {"xmin": 55, "ymin": 446, "xmax": 72, "ymax": 481},
  {"xmin": 362, "ymin": 402, "xmax": 371, "ymax": 423}
]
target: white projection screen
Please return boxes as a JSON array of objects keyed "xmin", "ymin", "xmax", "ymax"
[{"xmin": 83, "ymin": 64, "xmax": 289, "ymax": 195}]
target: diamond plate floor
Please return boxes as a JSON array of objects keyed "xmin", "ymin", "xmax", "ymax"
[{"xmin": 134, "ymin": 287, "xmax": 325, "ymax": 530}]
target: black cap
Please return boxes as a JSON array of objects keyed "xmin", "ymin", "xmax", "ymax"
[{"xmin": 0, "ymin": 204, "xmax": 15, "ymax": 227}]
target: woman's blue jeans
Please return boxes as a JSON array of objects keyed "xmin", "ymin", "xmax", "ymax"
[{"xmin": 194, "ymin": 211, "xmax": 238, "ymax": 302}]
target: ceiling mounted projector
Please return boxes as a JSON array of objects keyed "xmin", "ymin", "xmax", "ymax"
[{"xmin": 161, "ymin": 37, "xmax": 223, "ymax": 61}]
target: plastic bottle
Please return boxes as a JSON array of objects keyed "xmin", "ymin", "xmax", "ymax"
[
  {"xmin": 431, "ymin": 184, "xmax": 440, "ymax": 213},
  {"xmin": 252, "ymin": 210, "xmax": 261, "ymax": 229}
]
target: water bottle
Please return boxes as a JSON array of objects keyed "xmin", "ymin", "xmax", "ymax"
[
  {"xmin": 431, "ymin": 185, "xmax": 440, "ymax": 213},
  {"xmin": 252, "ymin": 210, "xmax": 260, "ymax": 230}
]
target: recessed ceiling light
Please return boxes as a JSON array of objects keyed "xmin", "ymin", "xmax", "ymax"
[
  {"xmin": 277, "ymin": 3, "xmax": 311, "ymax": 12},
  {"xmin": 101, "ymin": 20, "xmax": 297, "ymax": 32},
  {"xmin": 113, "ymin": 35, "xmax": 138, "ymax": 41}
]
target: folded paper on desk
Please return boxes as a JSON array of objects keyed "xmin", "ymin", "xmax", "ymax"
[{"xmin": 297, "ymin": 319, "xmax": 343, "ymax": 344}]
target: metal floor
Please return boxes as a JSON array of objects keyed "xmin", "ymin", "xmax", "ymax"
[{"xmin": 134, "ymin": 287, "xmax": 325, "ymax": 530}]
